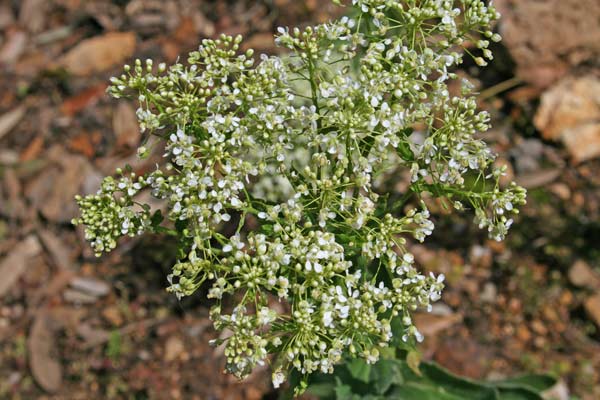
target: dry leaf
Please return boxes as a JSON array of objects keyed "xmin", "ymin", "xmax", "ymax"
[
  {"xmin": 60, "ymin": 83, "xmax": 108, "ymax": 116},
  {"xmin": 70, "ymin": 276, "xmax": 110, "ymax": 297},
  {"xmin": 164, "ymin": 336, "xmax": 185, "ymax": 361},
  {"xmin": 68, "ymin": 131, "xmax": 102, "ymax": 158},
  {"xmin": 414, "ymin": 312, "xmax": 463, "ymax": 337},
  {"xmin": 192, "ymin": 10, "xmax": 216, "ymax": 38},
  {"xmin": 28, "ymin": 313, "xmax": 62, "ymax": 392},
  {"xmin": 0, "ymin": 105, "xmax": 26, "ymax": 141},
  {"xmin": 19, "ymin": 0, "xmax": 47, "ymax": 33},
  {"xmin": 0, "ymin": 4, "xmax": 15, "ymax": 30},
  {"xmin": 241, "ymin": 32, "xmax": 277, "ymax": 53},
  {"xmin": 63, "ymin": 289, "xmax": 99, "ymax": 304},
  {"xmin": 172, "ymin": 16, "xmax": 197, "ymax": 43},
  {"xmin": 58, "ymin": 32, "xmax": 136, "ymax": 76},
  {"xmin": 30, "ymin": 269, "xmax": 76, "ymax": 307},
  {"xmin": 0, "ymin": 30, "xmax": 27, "ymax": 65},
  {"xmin": 77, "ymin": 323, "xmax": 110, "ymax": 345},
  {"xmin": 406, "ymin": 350, "xmax": 423, "ymax": 376},
  {"xmin": 1, "ymin": 168, "xmax": 27, "ymax": 219},
  {"xmin": 0, "ymin": 235, "xmax": 42, "ymax": 298},
  {"xmin": 38, "ymin": 229, "xmax": 76, "ymax": 271},
  {"xmin": 516, "ymin": 168, "xmax": 561, "ymax": 189},
  {"xmin": 49, "ymin": 307, "xmax": 86, "ymax": 331},
  {"xmin": 0, "ymin": 149, "xmax": 19, "ymax": 164},
  {"xmin": 113, "ymin": 102, "xmax": 140, "ymax": 150},
  {"xmin": 25, "ymin": 146, "xmax": 99, "ymax": 223},
  {"xmin": 20, "ymin": 135, "xmax": 45, "ymax": 161}
]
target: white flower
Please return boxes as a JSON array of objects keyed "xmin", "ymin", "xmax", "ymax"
[
  {"xmin": 323, "ymin": 311, "xmax": 333, "ymax": 327},
  {"xmin": 272, "ymin": 370, "xmax": 286, "ymax": 388}
]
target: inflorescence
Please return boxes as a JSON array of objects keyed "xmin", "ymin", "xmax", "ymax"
[{"xmin": 73, "ymin": 0, "xmax": 525, "ymax": 393}]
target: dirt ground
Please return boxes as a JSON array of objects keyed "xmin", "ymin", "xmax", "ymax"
[{"xmin": 1, "ymin": 1, "xmax": 600, "ymax": 399}]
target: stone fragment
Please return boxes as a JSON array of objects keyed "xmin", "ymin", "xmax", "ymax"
[
  {"xmin": 568, "ymin": 260, "xmax": 600, "ymax": 289},
  {"xmin": 534, "ymin": 76, "xmax": 600, "ymax": 163},
  {"xmin": 584, "ymin": 293, "xmax": 600, "ymax": 328}
]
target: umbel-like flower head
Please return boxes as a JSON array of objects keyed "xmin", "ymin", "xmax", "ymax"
[{"xmin": 73, "ymin": 0, "xmax": 525, "ymax": 393}]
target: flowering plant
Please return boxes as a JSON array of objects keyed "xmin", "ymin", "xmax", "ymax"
[{"xmin": 74, "ymin": 0, "xmax": 525, "ymax": 393}]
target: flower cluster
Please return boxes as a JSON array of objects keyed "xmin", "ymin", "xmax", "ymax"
[
  {"xmin": 74, "ymin": 0, "xmax": 525, "ymax": 393},
  {"xmin": 73, "ymin": 169, "xmax": 152, "ymax": 256}
]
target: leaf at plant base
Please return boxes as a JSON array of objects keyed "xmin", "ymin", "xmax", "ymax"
[
  {"xmin": 378, "ymin": 346, "xmax": 396, "ymax": 359},
  {"xmin": 496, "ymin": 387, "xmax": 546, "ymax": 400},
  {"xmin": 347, "ymin": 358, "xmax": 372, "ymax": 383},
  {"xmin": 307, "ymin": 382, "xmax": 336, "ymax": 398},
  {"xmin": 370, "ymin": 358, "xmax": 404, "ymax": 394},
  {"xmin": 493, "ymin": 374, "xmax": 557, "ymax": 393},
  {"xmin": 28, "ymin": 313, "xmax": 63, "ymax": 392},
  {"xmin": 400, "ymin": 361, "xmax": 553, "ymax": 400},
  {"xmin": 391, "ymin": 383, "xmax": 473, "ymax": 400},
  {"xmin": 307, "ymin": 357, "xmax": 554, "ymax": 400},
  {"xmin": 416, "ymin": 362, "xmax": 498, "ymax": 400},
  {"xmin": 334, "ymin": 382, "xmax": 357, "ymax": 400}
]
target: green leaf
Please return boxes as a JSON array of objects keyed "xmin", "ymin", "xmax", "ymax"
[
  {"xmin": 260, "ymin": 224, "xmax": 274, "ymax": 234},
  {"xmin": 496, "ymin": 388, "xmax": 545, "ymax": 400},
  {"xmin": 391, "ymin": 383, "xmax": 473, "ymax": 400},
  {"xmin": 347, "ymin": 358, "xmax": 372, "ymax": 383},
  {"xmin": 360, "ymin": 133, "xmax": 375, "ymax": 158},
  {"xmin": 396, "ymin": 129, "xmax": 415, "ymax": 161},
  {"xmin": 493, "ymin": 374, "xmax": 557, "ymax": 393},
  {"xmin": 150, "ymin": 209, "xmax": 163, "ymax": 228},
  {"xmin": 307, "ymin": 382, "xmax": 336, "ymax": 398},
  {"xmin": 334, "ymin": 382, "xmax": 355, "ymax": 400},
  {"xmin": 306, "ymin": 358, "xmax": 554, "ymax": 400},
  {"xmin": 174, "ymin": 218, "xmax": 187, "ymax": 233},
  {"xmin": 370, "ymin": 358, "xmax": 404, "ymax": 394},
  {"xmin": 389, "ymin": 318, "xmax": 417, "ymax": 350},
  {"xmin": 415, "ymin": 362, "xmax": 498, "ymax": 400}
]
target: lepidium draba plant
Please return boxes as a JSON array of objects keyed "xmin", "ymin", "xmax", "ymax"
[{"xmin": 73, "ymin": 0, "xmax": 525, "ymax": 393}]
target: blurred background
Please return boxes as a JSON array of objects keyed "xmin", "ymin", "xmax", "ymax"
[{"xmin": 0, "ymin": 0, "xmax": 599, "ymax": 399}]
